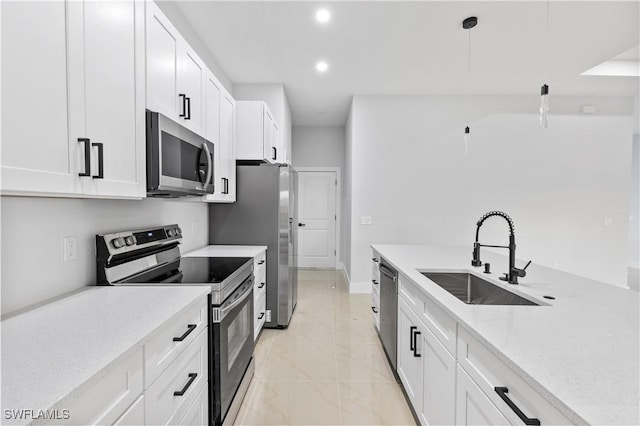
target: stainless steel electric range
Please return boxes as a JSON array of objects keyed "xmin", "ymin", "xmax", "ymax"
[{"xmin": 96, "ymin": 224, "xmax": 254, "ymax": 426}]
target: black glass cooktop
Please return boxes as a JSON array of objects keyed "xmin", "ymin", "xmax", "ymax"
[{"xmin": 136, "ymin": 257, "xmax": 252, "ymax": 284}]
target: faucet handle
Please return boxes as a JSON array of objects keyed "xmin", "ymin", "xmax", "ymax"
[{"xmin": 512, "ymin": 260, "xmax": 532, "ymax": 278}]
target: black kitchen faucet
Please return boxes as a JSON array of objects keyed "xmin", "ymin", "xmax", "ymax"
[{"xmin": 471, "ymin": 211, "xmax": 531, "ymax": 284}]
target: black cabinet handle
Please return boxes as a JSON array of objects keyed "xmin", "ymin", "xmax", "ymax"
[
  {"xmin": 298, "ymin": 223, "xmax": 306, "ymax": 227},
  {"xmin": 494, "ymin": 387, "xmax": 541, "ymax": 426},
  {"xmin": 179, "ymin": 94, "xmax": 186, "ymax": 117},
  {"xmin": 412, "ymin": 329, "xmax": 421, "ymax": 357},
  {"xmin": 173, "ymin": 324, "xmax": 197, "ymax": 342},
  {"xmin": 372, "ymin": 279, "xmax": 378, "ymax": 285},
  {"xmin": 258, "ymin": 282, "xmax": 265, "ymax": 289},
  {"xmin": 185, "ymin": 97, "xmax": 191, "ymax": 120},
  {"xmin": 372, "ymin": 258, "xmax": 380, "ymax": 263},
  {"xmin": 371, "ymin": 306, "xmax": 378, "ymax": 314},
  {"xmin": 272, "ymin": 146, "xmax": 277, "ymax": 160},
  {"xmin": 409, "ymin": 326, "xmax": 417, "ymax": 351},
  {"xmin": 92, "ymin": 142, "xmax": 104, "ymax": 179},
  {"xmin": 78, "ymin": 138, "xmax": 91, "ymax": 177},
  {"xmin": 174, "ymin": 373, "xmax": 197, "ymax": 396},
  {"xmin": 258, "ymin": 260, "xmax": 265, "ymax": 265},
  {"xmin": 222, "ymin": 177, "xmax": 229, "ymax": 194},
  {"xmin": 258, "ymin": 312, "xmax": 265, "ymax": 319}
]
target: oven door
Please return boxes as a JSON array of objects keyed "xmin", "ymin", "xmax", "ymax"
[
  {"xmin": 212, "ymin": 275, "xmax": 254, "ymax": 424},
  {"xmin": 146, "ymin": 110, "xmax": 214, "ymax": 196}
]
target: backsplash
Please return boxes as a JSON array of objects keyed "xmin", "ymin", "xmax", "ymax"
[{"xmin": 1, "ymin": 196, "xmax": 209, "ymax": 315}]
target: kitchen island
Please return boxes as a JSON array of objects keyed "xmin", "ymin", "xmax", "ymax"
[{"xmin": 372, "ymin": 244, "xmax": 639, "ymax": 425}]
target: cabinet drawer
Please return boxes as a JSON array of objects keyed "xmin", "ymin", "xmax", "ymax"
[
  {"xmin": 457, "ymin": 328, "xmax": 574, "ymax": 425},
  {"xmin": 399, "ymin": 274, "xmax": 457, "ymax": 357},
  {"xmin": 371, "ymin": 288, "xmax": 380, "ymax": 331},
  {"xmin": 56, "ymin": 347, "xmax": 143, "ymax": 425},
  {"xmin": 254, "ymin": 292, "xmax": 267, "ymax": 340},
  {"xmin": 178, "ymin": 384, "xmax": 209, "ymax": 426},
  {"xmin": 144, "ymin": 298, "xmax": 208, "ymax": 388},
  {"xmin": 145, "ymin": 328, "xmax": 208, "ymax": 426},
  {"xmin": 112, "ymin": 395, "xmax": 144, "ymax": 426}
]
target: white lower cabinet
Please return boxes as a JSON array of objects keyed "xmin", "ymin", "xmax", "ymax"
[
  {"xmin": 456, "ymin": 366, "xmax": 510, "ymax": 426},
  {"xmin": 178, "ymin": 384, "xmax": 209, "ymax": 426},
  {"xmin": 145, "ymin": 329, "xmax": 208, "ymax": 425},
  {"xmin": 253, "ymin": 249, "xmax": 267, "ymax": 340},
  {"xmin": 112, "ymin": 396, "xmax": 145, "ymax": 426},
  {"xmin": 397, "ymin": 297, "xmax": 456, "ymax": 426}
]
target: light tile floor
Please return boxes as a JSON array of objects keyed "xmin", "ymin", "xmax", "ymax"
[{"xmin": 235, "ymin": 269, "xmax": 416, "ymax": 426}]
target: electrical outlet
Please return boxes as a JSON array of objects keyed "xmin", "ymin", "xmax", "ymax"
[
  {"xmin": 552, "ymin": 259, "xmax": 559, "ymax": 269},
  {"xmin": 603, "ymin": 218, "xmax": 613, "ymax": 228},
  {"xmin": 265, "ymin": 310, "xmax": 271, "ymax": 322},
  {"xmin": 63, "ymin": 237, "xmax": 78, "ymax": 262},
  {"xmin": 360, "ymin": 216, "xmax": 372, "ymax": 225}
]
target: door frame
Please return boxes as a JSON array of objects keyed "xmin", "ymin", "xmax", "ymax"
[{"xmin": 294, "ymin": 167, "xmax": 341, "ymax": 269}]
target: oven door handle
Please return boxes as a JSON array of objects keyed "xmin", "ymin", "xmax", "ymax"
[
  {"xmin": 202, "ymin": 142, "xmax": 213, "ymax": 187},
  {"xmin": 217, "ymin": 281, "xmax": 253, "ymax": 322}
]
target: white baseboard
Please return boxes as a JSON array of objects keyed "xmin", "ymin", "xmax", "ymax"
[{"xmin": 628, "ymin": 267, "xmax": 639, "ymax": 292}]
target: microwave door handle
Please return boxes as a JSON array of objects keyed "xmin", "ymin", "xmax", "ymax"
[{"xmin": 202, "ymin": 143, "xmax": 213, "ymax": 186}]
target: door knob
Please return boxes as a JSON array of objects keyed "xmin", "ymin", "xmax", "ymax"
[{"xmin": 298, "ymin": 223, "xmax": 306, "ymax": 227}]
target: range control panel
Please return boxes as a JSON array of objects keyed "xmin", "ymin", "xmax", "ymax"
[{"xmin": 98, "ymin": 224, "xmax": 182, "ymax": 256}]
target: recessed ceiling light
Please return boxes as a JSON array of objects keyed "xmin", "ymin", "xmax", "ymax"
[
  {"xmin": 316, "ymin": 61, "xmax": 328, "ymax": 72},
  {"xmin": 315, "ymin": 8, "xmax": 330, "ymax": 23}
]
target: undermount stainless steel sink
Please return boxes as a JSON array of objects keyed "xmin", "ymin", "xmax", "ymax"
[{"xmin": 421, "ymin": 272, "xmax": 539, "ymax": 306}]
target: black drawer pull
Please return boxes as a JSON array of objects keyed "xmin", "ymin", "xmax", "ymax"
[
  {"xmin": 372, "ymin": 279, "xmax": 378, "ymax": 285},
  {"xmin": 272, "ymin": 146, "xmax": 277, "ymax": 160},
  {"xmin": 258, "ymin": 260, "xmax": 265, "ymax": 265},
  {"xmin": 371, "ymin": 306, "xmax": 378, "ymax": 314},
  {"xmin": 78, "ymin": 138, "xmax": 91, "ymax": 177},
  {"xmin": 258, "ymin": 312, "xmax": 265, "ymax": 319},
  {"xmin": 412, "ymin": 330, "xmax": 421, "ymax": 357},
  {"xmin": 258, "ymin": 282, "xmax": 265, "ymax": 289},
  {"xmin": 173, "ymin": 324, "xmax": 196, "ymax": 342},
  {"xmin": 174, "ymin": 373, "xmax": 197, "ymax": 396},
  {"xmin": 185, "ymin": 97, "xmax": 191, "ymax": 120},
  {"xmin": 179, "ymin": 94, "xmax": 186, "ymax": 118},
  {"xmin": 92, "ymin": 142, "xmax": 104, "ymax": 179},
  {"xmin": 372, "ymin": 257, "xmax": 380, "ymax": 263},
  {"xmin": 494, "ymin": 387, "xmax": 541, "ymax": 426},
  {"xmin": 409, "ymin": 326, "xmax": 417, "ymax": 351}
]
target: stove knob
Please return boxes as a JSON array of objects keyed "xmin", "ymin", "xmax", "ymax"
[
  {"xmin": 176, "ymin": 227, "xmax": 182, "ymax": 236},
  {"xmin": 167, "ymin": 229, "xmax": 176, "ymax": 237},
  {"xmin": 124, "ymin": 236, "xmax": 135, "ymax": 246},
  {"xmin": 111, "ymin": 237, "xmax": 125, "ymax": 249}
]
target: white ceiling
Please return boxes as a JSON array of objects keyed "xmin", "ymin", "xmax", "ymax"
[{"xmin": 173, "ymin": 1, "xmax": 640, "ymax": 126}]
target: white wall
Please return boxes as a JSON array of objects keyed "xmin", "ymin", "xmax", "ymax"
[
  {"xmin": 347, "ymin": 95, "xmax": 634, "ymax": 291},
  {"xmin": 233, "ymin": 83, "xmax": 292, "ymax": 163},
  {"xmin": 292, "ymin": 126, "xmax": 345, "ymax": 170},
  {"xmin": 1, "ymin": 197, "xmax": 209, "ymax": 315},
  {"xmin": 156, "ymin": 1, "xmax": 232, "ymax": 92}
]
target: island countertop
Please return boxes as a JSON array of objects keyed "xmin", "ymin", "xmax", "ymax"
[{"xmin": 371, "ymin": 244, "xmax": 639, "ymax": 426}]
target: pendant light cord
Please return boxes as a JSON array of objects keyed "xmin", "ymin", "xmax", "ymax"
[{"xmin": 467, "ymin": 27, "xmax": 472, "ymax": 126}]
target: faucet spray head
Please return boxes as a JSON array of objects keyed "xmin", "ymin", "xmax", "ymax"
[{"xmin": 471, "ymin": 242, "xmax": 482, "ymax": 266}]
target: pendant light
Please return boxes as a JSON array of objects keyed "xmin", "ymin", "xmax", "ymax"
[
  {"xmin": 539, "ymin": 1, "xmax": 550, "ymax": 128},
  {"xmin": 463, "ymin": 16, "xmax": 477, "ymax": 154}
]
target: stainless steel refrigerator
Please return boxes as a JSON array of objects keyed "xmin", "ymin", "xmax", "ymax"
[{"xmin": 209, "ymin": 164, "xmax": 298, "ymax": 328}]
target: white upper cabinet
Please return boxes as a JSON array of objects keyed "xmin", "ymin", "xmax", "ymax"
[
  {"xmin": 146, "ymin": 1, "xmax": 205, "ymax": 137},
  {"xmin": 1, "ymin": 0, "xmax": 145, "ymax": 199},
  {"xmin": 236, "ymin": 101, "xmax": 279, "ymax": 164}
]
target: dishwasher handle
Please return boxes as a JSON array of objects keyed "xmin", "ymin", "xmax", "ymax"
[{"xmin": 379, "ymin": 263, "xmax": 397, "ymax": 282}]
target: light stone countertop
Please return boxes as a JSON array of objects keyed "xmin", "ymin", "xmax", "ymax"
[
  {"xmin": 184, "ymin": 245, "xmax": 267, "ymax": 258},
  {"xmin": 1, "ymin": 286, "xmax": 210, "ymax": 425},
  {"xmin": 371, "ymin": 244, "xmax": 640, "ymax": 426}
]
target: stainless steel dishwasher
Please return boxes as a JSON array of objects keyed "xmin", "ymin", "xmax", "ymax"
[{"xmin": 379, "ymin": 260, "xmax": 398, "ymax": 372}]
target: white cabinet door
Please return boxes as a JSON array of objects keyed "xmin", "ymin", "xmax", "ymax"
[
  {"xmin": 456, "ymin": 365, "xmax": 510, "ymax": 426},
  {"xmin": 220, "ymin": 92, "xmax": 236, "ymax": 202},
  {"xmin": 419, "ymin": 321, "xmax": 456, "ymax": 426},
  {"xmin": 397, "ymin": 299, "xmax": 424, "ymax": 413},
  {"xmin": 263, "ymin": 106, "xmax": 275, "ymax": 163},
  {"xmin": 68, "ymin": 0, "xmax": 145, "ymax": 199},
  {"xmin": 179, "ymin": 44, "xmax": 205, "ymax": 136},
  {"xmin": 1, "ymin": 1, "xmax": 80, "ymax": 196},
  {"xmin": 146, "ymin": 1, "xmax": 180, "ymax": 120},
  {"xmin": 272, "ymin": 119, "xmax": 281, "ymax": 163}
]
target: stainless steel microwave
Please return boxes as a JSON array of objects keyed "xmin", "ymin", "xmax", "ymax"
[{"xmin": 146, "ymin": 110, "xmax": 214, "ymax": 197}]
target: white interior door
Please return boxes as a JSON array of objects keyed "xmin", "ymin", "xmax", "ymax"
[{"xmin": 296, "ymin": 171, "xmax": 337, "ymax": 268}]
